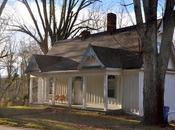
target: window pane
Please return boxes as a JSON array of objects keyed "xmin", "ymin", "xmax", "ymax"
[
  {"xmin": 49, "ymin": 78, "xmax": 53, "ymax": 94},
  {"xmin": 108, "ymin": 75, "xmax": 116, "ymax": 98},
  {"xmin": 108, "ymin": 89, "xmax": 115, "ymax": 98}
]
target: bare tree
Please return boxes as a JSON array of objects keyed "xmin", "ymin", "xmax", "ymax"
[
  {"xmin": 133, "ymin": 0, "xmax": 175, "ymax": 125},
  {"xmin": 18, "ymin": 39, "xmax": 42, "ymax": 74},
  {"xmin": 0, "ymin": 0, "xmax": 8, "ymax": 16},
  {"xmin": 17, "ymin": 39, "xmax": 42, "ymax": 105},
  {"xmin": 0, "ymin": 0, "xmax": 9, "ymax": 58},
  {"xmin": 0, "ymin": 17, "xmax": 11, "ymax": 58},
  {"xmin": 13, "ymin": 0, "xmax": 100, "ymax": 54},
  {"xmin": 80, "ymin": 2, "xmax": 131, "ymax": 35},
  {"xmin": 0, "ymin": 39, "xmax": 19, "ymax": 101}
]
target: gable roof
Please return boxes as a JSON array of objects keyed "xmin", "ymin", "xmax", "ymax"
[
  {"xmin": 47, "ymin": 20, "xmax": 163, "ymax": 62},
  {"xmin": 26, "ymin": 55, "xmax": 79, "ymax": 73},
  {"xmin": 90, "ymin": 45, "xmax": 142, "ymax": 69},
  {"xmin": 47, "ymin": 25, "xmax": 140, "ymax": 63},
  {"xmin": 27, "ymin": 20, "xmax": 173, "ymax": 73}
]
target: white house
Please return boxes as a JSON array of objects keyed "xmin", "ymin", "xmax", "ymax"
[{"xmin": 26, "ymin": 13, "xmax": 175, "ymax": 121}]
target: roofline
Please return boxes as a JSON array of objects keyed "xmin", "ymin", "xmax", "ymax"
[{"xmin": 53, "ymin": 25, "xmax": 137, "ymax": 45}]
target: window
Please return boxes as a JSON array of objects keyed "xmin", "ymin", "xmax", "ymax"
[
  {"xmin": 49, "ymin": 78, "xmax": 53, "ymax": 94},
  {"xmin": 108, "ymin": 75, "xmax": 116, "ymax": 98}
]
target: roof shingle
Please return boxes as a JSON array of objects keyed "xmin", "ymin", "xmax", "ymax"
[
  {"xmin": 26, "ymin": 55, "xmax": 79, "ymax": 72},
  {"xmin": 91, "ymin": 45, "xmax": 143, "ymax": 69}
]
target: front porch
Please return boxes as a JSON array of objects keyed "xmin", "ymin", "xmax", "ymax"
[{"xmin": 29, "ymin": 69, "xmax": 123, "ymax": 111}]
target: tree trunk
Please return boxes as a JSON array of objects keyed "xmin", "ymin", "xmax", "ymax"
[
  {"xmin": 156, "ymin": 11, "xmax": 175, "ymax": 125},
  {"xmin": 0, "ymin": 0, "xmax": 8, "ymax": 16},
  {"xmin": 40, "ymin": 40, "xmax": 48, "ymax": 54},
  {"xmin": 143, "ymin": 44, "xmax": 159, "ymax": 125},
  {"xmin": 133, "ymin": 0, "xmax": 175, "ymax": 125},
  {"xmin": 142, "ymin": 21, "xmax": 159, "ymax": 124}
]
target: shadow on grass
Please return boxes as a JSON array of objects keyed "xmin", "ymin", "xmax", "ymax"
[{"xmin": 0, "ymin": 106, "xmax": 175, "ymax": 130}]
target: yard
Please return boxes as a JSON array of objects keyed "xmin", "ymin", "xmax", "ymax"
[{"xmin": 0, "ymin": 106, "xmax": 174, "ymax": 130}]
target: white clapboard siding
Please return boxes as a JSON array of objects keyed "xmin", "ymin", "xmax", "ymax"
[
  {"xmin": 55, "ymin": 76, "xmax": 68, "ymax": 98},
  {"xmin": 86, "ymin": 75, "xmax": 122, "ymax": 108},
  {"xmin": 122, "ymin": 70, "xmax": 140, "ymax": 114},
  {"xmin": 168, "ymin": 56, "xmax": 175, "ymax": 70},
  {"xmin": 32, "ymin": 78, "xmax": 38, "ymax": 103},
  {"xmin": 37, "ymin": 77, "xmax": 44, "ymax": 104},
  {"xmin": 164, "ymin": 72, "xmax": 175, "ymax": 121},
  {"xmin": 86, "ymin": 75, "xmax": 104, "ymax": 104},
  {"xmin": 138, "ymin": 71, "xmax": 144, "ymax": 116}
]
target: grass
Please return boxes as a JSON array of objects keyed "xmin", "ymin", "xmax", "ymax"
[
  {"xmin": 0, "ymin": 118, "xmax": 18, "ymax": 127},
  {"xmin": 0, "ymin": 106, "xmax": 174, "ymax": 130}
]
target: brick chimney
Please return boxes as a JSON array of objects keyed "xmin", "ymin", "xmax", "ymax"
[{"xmin": 107, "ymin": 13, "xmax": 116, "ymax": 33}]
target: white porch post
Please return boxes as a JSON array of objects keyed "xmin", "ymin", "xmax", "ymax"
[
  {"xmin": 103, "ymin": 74, "xmax": 108, "ymax": 111},
  {"xmin": 40, "ymin": 78, "xmax": 44, "ymax": 103},
  {"xmin": 43, "ymin": 77, "xmax": 47, "ymax": 103},
  {"xmin": 52, "ymin": 78, "xmax": 56, "ymax": 105},
  {"xmin": 29, "ymin": 77, "xmax": 33, "ymax": 104},
  {"xmin": 68, "ymin": 77, "xmax": 72, "ymax": 108},
  {"xmin": 37, "ymin": 78, "xmax": 40, "ymax": 104},
  {"xmin": 82, "ymin": 76, "xmax": 87, "ymax": 109}
]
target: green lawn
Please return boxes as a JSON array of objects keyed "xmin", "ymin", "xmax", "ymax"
[{"xmin": 0, "ymin": 106, "xmax": 174, "ymax": 130}]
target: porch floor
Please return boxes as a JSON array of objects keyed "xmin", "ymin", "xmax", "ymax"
[{"xmin": 53, "ymin": 102, "xmax": 121, "ymax": 111}]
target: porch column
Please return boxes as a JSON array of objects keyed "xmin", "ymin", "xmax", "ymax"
[
  {"xmin": 52, "ymin": 78, "xmax": 56, "ymax": 105},
  {"xmin": 68, "ymin": 77, "xmax": 72, "ymax": 108},
  {"xmin": 41, "ymin": 78, "xmax": 44, "ymax": 103},
  {"xmin": 103, "ymin": 74, "xmax": 108, "ymax": 111},
  {"xmin": 29, "ymin": 77, "xmax": 33, "ymax": 104},
  {"xmin": 82, "ymin": 76, "xmax": 87, "ymax": 109},
  {"xmin": 43, "ymin": 77, "xmax": 47, "ymax": 102}
]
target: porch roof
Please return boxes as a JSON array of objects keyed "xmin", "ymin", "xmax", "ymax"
[
  {"xmin": 26, "ymin": 45, "xmax": 143, "ymax": 74},
  {"xmin": 26, "ymin": 55, "xmax": 79, "ymax": 73}
]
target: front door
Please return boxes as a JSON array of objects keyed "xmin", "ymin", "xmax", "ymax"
[{"xmin": 73, "ymin": 77, "xmax": 83, "ymax": 105}]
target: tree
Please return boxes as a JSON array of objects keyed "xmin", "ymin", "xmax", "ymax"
[
  {"xmin": 133, "ymin": 0, "xmax": 175, "ymax": 125},
  {"xmin": 0, "ymin": 0, "xmax": 8, "ymax": 58},
  {"xmin": 18, "ymin": 39, "xmax": 42, "ymax": 105},
  {"xmin": 0, "ymin": 0, "xmax": 8, "ymax": 16},
  {"xmin": 13, "ymin": 0, "xmax": 99, "ymax": 54},
  {"xmin": 0, "ymin": 39, "xmax": 18, "ymax": 101}
]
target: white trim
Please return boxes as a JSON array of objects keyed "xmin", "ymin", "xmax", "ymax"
[
  {"xmin": 43, "ymin": 77, "xmax": 47, "ymax": 102},
  {"xmin": 31, "ymin": 68, "xmax": 142, "ymax": 76},
  {"xmin": 78, "ymin": 45, "xmax": 105, "ymax": 69},
  {"xmin": 52, "ymin": 78, "xmax": 56, "ymax": 105},
  {"xmin": 82, "ymin": 76, "xmax": 87, "ymax": 109},
  {"xmin": 138, "ymin": 71, "xmax": 144, "ymax": 116},
  {"xmin": 139, "ymin": 68, "xmax": 175, "ymax": 74},
  {"xmin": 166, "ymin": 70, "xmax": 175, "ymax": 74},
  {"xmin": 29, "ymin": 77, "xmax": 33, "ymax": 104},
  {"xmin": 29, "ymin": 56, "xmax": 41, "ymax": 72},
  {"xmin": 68, "ymin": 77, "xmax": 72, "ymax": 108},
  {"xmin": 106, "ymin": 68, "xmax": 122, "ymax": 71},
  {"xmin": 103, "ymin": 74, "xmax": 108, "ymax": 111},
  {"xmin": 30, "ymin": 75, "xmax": 36, "ymax": 78},
  {"xmin": 31, "ymin": 69, "xmax": 107, "ymax": 77}
]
